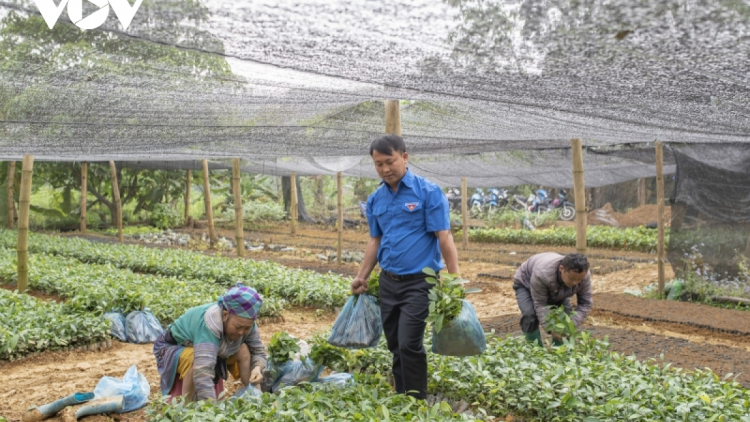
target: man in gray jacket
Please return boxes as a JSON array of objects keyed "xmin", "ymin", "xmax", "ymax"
[{"xmin": 513, "ymin": 252, "xmax": 593, "ymax": 346}]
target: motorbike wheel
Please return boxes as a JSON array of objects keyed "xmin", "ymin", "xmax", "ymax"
[
  {"xmin": 533, "ymin": 206, "xmax": 549, "ymax": 226},
  {"xmin": 559, "ymin": 205, "xmax": 576, "ymax": 221}
]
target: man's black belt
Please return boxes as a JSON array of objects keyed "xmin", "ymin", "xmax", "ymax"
[{"xmin": 382, "ymin": 270, "xmax": 434, "ymax": 281}]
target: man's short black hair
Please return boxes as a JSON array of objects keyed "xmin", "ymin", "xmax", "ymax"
[
  {"xmin": 561, "ymin": 253, "xmax": 589, "ymax": 273},
  {"xmin": 370, "ymin": 134, "xmax": 406, "ymax": 156}
]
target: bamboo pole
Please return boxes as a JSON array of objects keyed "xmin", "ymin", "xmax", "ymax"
[
  {"xmin": 637, "ymin": 178, "xmax": 647, "ymax": 207},
  {"xmin": 232, "ymin": 159, "xmax": 244, "ymax": 258},
  {"xmin": 290, "ymin": 171, "xmax": 298, "ymax": 235},
  {"xmin": 202, "ymin": 160, "xmax": 216, "ymax": 247},
  {"xmin": 16, "ymin": 155, "xmax": 33, "ymax": 292},
  {"xmin": 385, "ymin": 100, "xmax": 402, "ymax": 136},
  {"xmin": 337, "ymin": 172, "xmax": 343, "ymax": 263},
  {"xmin": 571, "ymin": 138, "xmax": 587, "ymax": 253},
  {"xmin": 80, "ymin": 162, "xmax": 87, "ymax": 233},
  {"xmin": 109, "ymin": 161, "xmax": 123, "ymax": 243},
  {"xmin": 185, "ymin": 170, "xmax": 191, "ymax": 223},
  {"xmin": 656, "ymin": 141, "xmax": 666, "ymax": 296},
  {"xmin": 461, "ymin": 177, "xmax": 468, "ymax": 249},
  {"xmin": 7, "ymin": 161, "xmax": 15, "ymax": 229}
]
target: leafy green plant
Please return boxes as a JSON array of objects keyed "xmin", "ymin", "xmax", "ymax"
[
  {"xmin": 268, "ymin": 332, "xmax": 300, "ymax": 365},
  {"xmin": 309, "ymin": 336, "xmax": 349, "ymax": 372},
  {"xmin": 366, "ymin": 269, "xmax": 380, "ymax": 299},
  {"xmin": 543, "ymin": 305, "xmax": 578, "ymax": 343},
  {"xmin": 221, "ymin": 199, "xmax": 285, "ymax": 223},
  {"xmin": 424, "ymin": 268, "xmax": 473, "ymax": 333},
  {"xmin": 149, "ymin": 203, "xmax": 183, "ymax": 229}
]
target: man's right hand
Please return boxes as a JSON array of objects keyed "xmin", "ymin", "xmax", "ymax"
[{"xmin": 351, "ymin": 276, "xmax": 368, "ymax": 295}]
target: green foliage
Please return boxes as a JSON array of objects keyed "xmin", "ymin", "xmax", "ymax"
[
  {"xmin": 0, "ymin": 230, "xmax": 351, "ymax": 309},
  {"xmin": 148, "ymin": 373, "xmax": 476, "ymax": 422},
  {"xmin": 309, "ymin": 336, "xmax": 349, "ymax": 372},
  {"xmin": 0, "ymin": 289, "xmax": 108, "ymax": 360},
  {"xmin": 543, "ymin": 305, "xmax": 578, "ymax": 343},
  {"xmin": 149, "ymin": 203, "xmax": 183, "ymax": 229},
  {"xmin": 463, "ymin": 225, "xmax": 665, "ymax": 252},
  {"xmin": 221, "ymin": 199, "xmax": 285, "ymax": 223},
  {"xmin": 0, "ymin": 248, "xmax": 285, "ymax": 323},
  {"xmin": 367, "ymin": 269, "xmax": 381, "ymax": 300},
  {"xmin": 101, "ymin": 225, "xmax": 164, "ymax": 237},
  {"xmin": 268, "ymin": 332, "xmax": 301, "ymax": 365},
  {"xmin": 424, "ymin": 268, "xmax": 468, "ymax": 334}
]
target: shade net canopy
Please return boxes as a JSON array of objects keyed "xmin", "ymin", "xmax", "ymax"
[{"xmin": 1, "ymin": 0, "xmax": 749, "ymax": 164}]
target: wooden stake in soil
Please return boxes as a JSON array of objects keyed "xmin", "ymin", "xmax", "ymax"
[
  {"xmin": 80, "ymin": 162, "xmax": 87, "ymax": 233},
  {"xmin": 290, "ymin": 171, "xmax": 298, "ymax": 235},
  {"xmin": 17, "ymin": 155, "xmax": 33, "ymax": 293},
  {"xmin": 185, "ymin": 169, "xmax": 191, "ymax": 223},
  {"xmin": 7, "ymin": 161, "xmax": 15, "ymax": 229},
  {"xmin": 385, "ymin": 100, "xmax": 402, "ymax": 136},
  {"xmin": 655, "ymin": 141, "xmax": 666, "ymax": 296},
  {"xmin": 637, "ymin": 178, "xmax": 647, "ymax": 207},
  {"xmin": 461, "ymin": 177, "xmax": 469, "ymax": 249},
  {"xmin": 571, "ymin": 138, "xmax": 587, "ymax": 253},
  {"xmin": 109, "ymin": 161, "xmax": 123, "ymax": 243},
  {"xmin": 337, "ymin": 171, "xmax": 343, "ymax": 263},
  {"xmin": 202, "ymin": 160, "xmax": 216, "ymax": 247},
  {"xmin": 232, "ymin": 158, "xmax": 244, "ymax": 258}
]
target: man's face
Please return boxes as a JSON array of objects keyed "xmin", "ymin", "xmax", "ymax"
[
  {"xmin": 371, "ymin": 149, "xmax": 408, "ymax": 186},
  {"xmin": 559, "ymin": 265, "xmax": 586, "ymax": 288}
]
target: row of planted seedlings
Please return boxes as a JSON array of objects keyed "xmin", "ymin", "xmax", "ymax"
[
  {"xmin": 0, "ymin": 229, "xmax": 351, "ymax": 309},
  {"xmin": 152, "ymin": 307, "xmax": 750, "ymax": 422},
  {"xmin": 461, "ymin": 225, "xmax": 666, "ymax": 253}
]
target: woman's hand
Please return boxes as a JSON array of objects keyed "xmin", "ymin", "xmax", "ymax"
[{"xmin": 249, "ymin": 366, "xmax": 263, "ymax": 385}]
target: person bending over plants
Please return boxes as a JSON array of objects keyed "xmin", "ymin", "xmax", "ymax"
[
  {"xmin": 512, "ymin": 252, "xmax": 592, "ymax": 346},
  {"xmin": 153, "ymin": 284, "xmax": 267, "ymax": 401}
]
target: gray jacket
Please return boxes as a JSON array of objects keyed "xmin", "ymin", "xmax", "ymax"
[{"xmin": 513, "ymin": 252, "xmax": 593, "ymax": 327}]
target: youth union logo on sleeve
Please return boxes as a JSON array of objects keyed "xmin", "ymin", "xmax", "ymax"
[
  {"xmin": 34, "ymin": 0, "xmax": 144, "ymax": 31},
  {"xmin": 405, "ymin": 202, "xmax": 419, "ymax": 211}
]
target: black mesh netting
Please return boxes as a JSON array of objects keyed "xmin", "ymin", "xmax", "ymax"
[{"xmin": 667, "ymin": 143, "xmax": 750, "ymax": 291}]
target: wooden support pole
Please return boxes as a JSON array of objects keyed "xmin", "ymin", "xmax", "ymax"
[
  {"xmin": 232, "ymin": 159, "xmax": 244, "ymax": 258},
  {"xmin": 185, "ymin": 170, "xmax": 191, "ymax": 223},
  {"xmin": 7, "ymin": 161, "xmax": 15, "ymax": 229},
  {"xmin": 571, "ymin": 138, "xmax": 587, "ymax": 253},
  {"xmin": 17, "ymin": 155, "xmax": 33, "ymax": 292},
  {"xmin": 461, "ymin": 177, "xmax": 469, "ymax": 249},
  {"xmin": 656, "ymin": 141, "xmax": 666, "ymax": 296},
  {"xmin": 385, "ymin": 100, "xmax": 402, "ymax": 136},
  {"xmin": 637, "ymin": 178, "xmax": 647, "ymax": 207},
  {"xmin": 80, "ymin": 162, "xmax": 87, "ymax": 233},
  {"xmin": 337, "ymin": 172, "xmax": 343, "ymax": 263},
  {"xmin": 290, "ymin": 171, "xmax": 298, "ymax": 235},
  {"xmin": 109, "ymin": 161, "xmax": 123, "ymax": 243},
  {"xmin": 202, "ymin": 160, "xmax": 216, "ymax": 247}
]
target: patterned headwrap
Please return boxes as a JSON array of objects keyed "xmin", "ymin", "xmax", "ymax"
[{"xmin": 217, "ymin": 283, "xmax": 263, "ymax": 320}]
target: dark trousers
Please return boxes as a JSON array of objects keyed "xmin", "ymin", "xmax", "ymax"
[
  {"xmin": 379, "ymin": 271, "xmax": 431, "ymax": 399},
  {"xmin": 513, "ymin": 282, "xmax": 571, "ymax": 334}
]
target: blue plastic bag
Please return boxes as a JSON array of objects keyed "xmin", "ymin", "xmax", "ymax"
[
  {"xmin": 327, "ymin": 294, "xmax": 382, "ymax": 349},
  {"xmin": 316, "ymin": 373, "xmax": 354, "ymax": 389},
  {"xmin": 269, "ymin": 358, "xmax": 324, "ymax": 392},
  {"xmin": 103, "ymin": 312, "xmax": 127, "ymax": 342},
  {"xmin": 232, "ymin": 385, "xmax": 262, "ymax": 399},
  {"xmin": 432, "ymin": 301, "xmax": 486, "ymax": 356},
  {"xmin": 93, "ymin": 365, "xmax": 149, "ymax": 412},
  {"xmin": 125, "ymin": 310, "xmax": 163, "ymax": 344}
]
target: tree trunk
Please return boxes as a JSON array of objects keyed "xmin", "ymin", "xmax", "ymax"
[{"xmin": 282, "ymin": 176, "xmax": 314, "ymax": 222}]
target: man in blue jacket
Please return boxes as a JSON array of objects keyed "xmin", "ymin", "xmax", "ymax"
[{"xmin": 351, "ymin": 134, "xmax": 460, "ymax": 399}]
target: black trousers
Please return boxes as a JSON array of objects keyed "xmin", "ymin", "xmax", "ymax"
[
  {"xmin": 513, "ymin": 282, "xmax": 571, "ymax": 334},
  {"xmin": 379, "ymin": 271, "xmax": 432, "ymax": 399}
]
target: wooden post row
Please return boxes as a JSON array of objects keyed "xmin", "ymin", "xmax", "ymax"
[
  {"xmin": 109, "ymin": 161, "xmax": 123, "ymax": 243},
  {"xmin": 571, "ymin": 138, "xmax": 587, "ymax": 253},
  {"xmin": 7, "ymin": 161, "xmax": 15, "ymax": 229},
  {"xmin": 185, "ymin": 169, "xmax": 191, "ymax": 223},
  {"xmin": 80, "ymin": 162, "xmax": 87, "ymax": 233},
  {"xmin": 232, "ymin": 159, "xmax": 244, "ymax": 258},
  {"xmin": 461, "ymin": 177, "xmax": 468, "ymax": 249},
  {"xmin": 655, "ymin": 141, "xmax": 666, "ymax": 296},
  {"xmin": 337, "ymin": 172, "xmax": 343, "ymax": 263},
  {"xmin": 202, "ymin": 160, "xmax": 216, "ymax": 247},
  {"xmin": 17, "ymin": 155, "xmax": 33, "ymax": 292},
  {"xmin": 290, "ymin": 171, "xmax": 298, "ymax": 235}
]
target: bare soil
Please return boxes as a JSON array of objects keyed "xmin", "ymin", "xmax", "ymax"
[{"xmin": 588, "ymin": 203, "xmax": 672, "ymax": 228}]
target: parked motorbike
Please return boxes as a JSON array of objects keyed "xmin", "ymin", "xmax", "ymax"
[
  {"xmin": 550, "ymin": 190, "xmax": 576, "ymax": 221},
  {"xmin": 445, "ymin": 188, "xmax": 462, "ymax": 212},
  {"xmin": 528, "ymin": 189, "xmax": 576, "ymax": 222},
  {"xmin": 486, "ymin": 188, "xmax": 509, "ymax": 214},
  {"xmin": 469, "ymin": 188, "xmax": 485, "ymax": 215}
]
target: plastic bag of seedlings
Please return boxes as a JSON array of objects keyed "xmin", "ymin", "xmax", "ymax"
[
  {"xmin": 432, "ymin": 301, "xmax": 486, "ymax": 356},
  {"xmin": 93, "ymin": 365, "xmax": 150, "ymax": 412},
  {"xmin": 327, "ymin": 294, "xmax": 382, "ymax": 349},
  {"xmin": 270, "ymin": 358, "xmax": 324, "ymax": 392},
  {"xmin": 315, "ymin": 373, "xmax": 354, "ymax": 389},
  {"xmin": 125, "ymin": 309, "xmax": 163, "ymax": 344},
  {"xmin": 232, "ymin": 385, "xmax": 262, "ymax": 399},
  {"xmin": 103, "ymin": 311, "xmax": 127, "ymax": 342}
]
